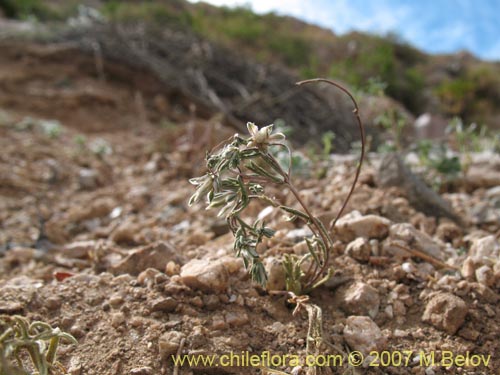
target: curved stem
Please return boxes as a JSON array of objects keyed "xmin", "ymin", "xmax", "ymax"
[
  {"xmin": 296, "ymin": 78, "xmax": 366, "ymax": 231},
  {"xmin": 295, "ymin": 78, "xmax": 366, "ymax": 289}
]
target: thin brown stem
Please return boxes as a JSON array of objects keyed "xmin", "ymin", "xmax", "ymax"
[
  {"xmin": 295, "ymin": 78, "xmax": 365, "ymax": 290},
  {"xmin": 296, "ymin": 78, "xmax": 366, "ymax": 231}
]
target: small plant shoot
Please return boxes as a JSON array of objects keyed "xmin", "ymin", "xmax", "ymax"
[{"xmin": 189, "ymin": 78, "xmax": 365, "ymax": 295}]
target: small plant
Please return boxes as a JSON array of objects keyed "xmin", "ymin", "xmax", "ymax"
[
  {"xmin": 321, "ymin": 131, "xmax": 335, "ymax": 157},
  {"xmin": 89, "ymin": 138, "xmax": 112, "ymax": 158},
  {"xmin": 0, "ymin": 315, "xmax": 77, "ymax": 375},
  {"xmin": 375, "ymin": 107, "xmax": 407, "ymax": 152},
  {"xmin": 189, "ymin": 79, "xmax": 364, "ymax": 295}
]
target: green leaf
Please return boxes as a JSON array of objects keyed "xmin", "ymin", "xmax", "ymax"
[{"xmin": 279, "ymin": 205, "xmax": 310, "ymax": 222}]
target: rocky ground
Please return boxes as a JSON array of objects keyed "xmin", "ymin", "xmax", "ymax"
[{"xmin": 1, "ymin": 39, "xmax": 500, "ymax": 375}]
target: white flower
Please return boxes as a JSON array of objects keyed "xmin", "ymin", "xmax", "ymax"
[{"xmin": 246, "ymin": 122, "xmax": 285, "ymax": 149}]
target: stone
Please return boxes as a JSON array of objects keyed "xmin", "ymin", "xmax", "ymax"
[
  {"xmin": 225, "ymin": 311, "xmax": 249, "ymax": 327},
  {"xmin": 110, "ymin": 312, "xmax": 126, "ymax": 328},
  {"xmin": 345, "ymin": 237, "xmax": 371, "ymax": 262},
  {"xmin": 334, "ymin": 211, "xmax": 391, "ymax": 242},
  {"xmin": 78, "ymin": 168, "xmax": 99, "ymax": 190},
  {"xmin": 343, "ymin": 316, "xmax": 386, "ymax": 355},
  {"xmin": 110, "ymin": 242, "xmax": 180, "ymax": 276},
  {"xmin": 61, "ymin": 240, "xmax": 96, "ymax": 258},
  {"xmin": 486, "ymin": 185, "xmax": 500, "ymax": 198},
  {"xmin": 465, "ymin": 166, "xmax": 500, "ymax": 189},
  {"xmin": 126, "ymin": 186, "xmax": 151, "ymax": 211},
  {"xmin": 137, "ymin": 268, "xmax": 162, "ymax": 285},
  {"xmin": 389, "ymin": 223, "xmax": 443, "ymax": 259},
  {"xmin": 149, "ymin": 297, "xmax": 177, "ymax": 312},
  {"xmin": 110, "ymin": 219, "xmax": 140, "ymax": 245},
  {"xmin": 67, "ymin": 196, "xmax": 115, "ymax": 222},
  {"xmin": 475, "ymin": 265, "xmax": 494, "ymax": 287},
  {"xmin": 422, "ymin": 293, "xmax": 468, "ymax": 335},
  {"xmin": 158, "ymin": 331, "xmax": 185, "ymax": 357},
  {"xmin": 130, "ymin": 367, "xmax": 153, "ymax": 375},
  {"xmin": 340, "ymin": 281, "xmax": 380, "ymax": 319},
  {"xmin": 470, "ymin": 235, "xmax": 499, "ymax": 263},
  {"xmin": 108, "ymin": 294, "xmax": 124, "ymax": 308},
  {"xmin": 461, "ymin": 256, "xmax": 477, "ymax": 279},
  {"xmin": 180, "ymin": 259, "xmax": 229, "ymax": 292},
  {"xmin": 436, "ymin": 222, "xmax": 462, "ymax": 244},
  {"xmin": 264, "ymin": 257, "xmax": 285, "ymax": 291}
]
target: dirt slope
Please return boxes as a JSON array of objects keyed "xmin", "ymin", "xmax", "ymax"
[{"xmin": 0, "ymin": 39, "xmax": 499, "ymax": 375}]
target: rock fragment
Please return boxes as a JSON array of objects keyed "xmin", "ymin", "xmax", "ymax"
[
  {"xmin": 343, "ymin": 316, "xmax": 386, "ymax": 355},
  {"xmin": 180, "ymin": 259, "xmax": 229, "ymax": 292},
  {"xmin": 345, "ymin": 237, "xmax": 371, "ymax": 262},
  {"xmin": 158, "ymin": 331, "xmax": 185, "ymax": 357},
  {"xmin": 389, "ymin": 223, "xmax": 443, "ymax": 259},
  {"xmin": 110, "ymin": 242, "xmax": 180, "ymax": 276},
  {"xmin": 334, "ymin": 211, "xmax": 391, "ymax": 242},
  {"xmin": 422, "ymin": 293, "xmax": 467, "ymax": 334},
  {"xmin": 340, "ymin": 281, "xmax": 380, "ymax": 319}
]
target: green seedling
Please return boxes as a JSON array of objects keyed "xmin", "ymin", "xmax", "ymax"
[
  {"xmin": 0, "ymin": 315, "xmax": 77, "ymax": 375},
  {"xmin": 189, "ymin": 78, "xmax": 365, "ymax": 295}
]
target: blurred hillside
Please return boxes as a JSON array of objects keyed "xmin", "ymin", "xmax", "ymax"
[{"xmin": 1, "ymin": 0, "xmax": 499, "ymax": 132}]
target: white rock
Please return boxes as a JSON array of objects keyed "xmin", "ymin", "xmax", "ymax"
[
  {"xmin": 401, "ymin": 262, "xmax": 416, "ymax": 274},
  {"xmin": 180, "ymin": 259, "xmax": 229, "ymax": 292},
  {"xmin": 461, "ymin": 257, "xmax": 477, "ymax": 279},
  {"xmin": 389, "ymin": 223, "xmax": 442, "ymax": 259},
  {"xmin": 475, "ymin": 265, "xmax": 494, "ymax": 287},
  {"xmin": 485, "ymin": 186, "xmax": 500, "ymax": 198},
  {"xmin": 345, "ymin": 238, "xmax": 371, "ymax": 262},
  {"xmin": 340, "ymin": 281, "xmax": 380, "ymax": 319},
  {"xmin": 334, "ymin": 211, "xmax": 391, "ymax": 242},
  {"xmin": 470, "ymin": 235, "xmax": 499, "ymax": 263},
  {"xmin": 343, "ymin": 316, "xmax": 386, "ymax": 355}
]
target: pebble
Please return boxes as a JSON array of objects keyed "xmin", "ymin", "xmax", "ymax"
[
  {"xmin": 110, "ymin": 312, "xmax": 126, "ymax": 328},
  {"xmin": 149, "ymin": 297, "xmax": 177, "ymax": 312},
  {"xmin": 158, "ymin": 331, "xmax": 185, "ymax": 357},
  {"xmin": 264, "ymin": 257, "xmax": 285, "ymax": 291},
  {"xmin": 461, "ymin": 256, "xmax": 477, "ymax": 279},
  {"xmin": 45, "ymin": 296, "xmax": 62, "ymax": 310},
  {"xmin": 111, "ymin": 242, "xmax": 180, "ymax": 276},
  {"xmin": 225, "ymin": 311, "xmax": 249, "ymax": 327},
  {"xmin": 62, "ymin": 240, "xmax": 96, "ymax": 258},
  {"xmin": 212, "ymin": 315, "xmax": 226, "ymax": 330},
  {"xmin": 130, "ymin": 367, "xmax": 153, "ymax": 375},
  {"xmin": 202, "ymin": 295, "xmax": 220, "ymax": 310},
  {"xmin": 137, "ymin": 268, "xmax": 162, "ymax": 286},
  {"xmin": 126, "ymin": 186, "xmax": 151, "ymax": 211},
  {"xmin": 422, "ymin": 293, "xmax": 467, "ymax": 335},
  {"xmin": 340, "ymin": 281, "xmax": 380, "ymax": 319},
  {"xmin": 69, "ymin": 325, "xmax": 85, "ymax": 339},
  {"xmin": 165, "ymin": 261, "xmax": 180, "ymax": 276},
  {"xmin": 345, "ymin": 237, "xmax": 371, "ymax": 262},
  {"xmin": 334, "ymin": 211, "xmax": 391, "ymax": 241},
  {"xmin": 343, "ymin": 316, "xmax": 386, "ymax": 355},
  {"xmin": 470, "ymin": 235, "xmax": 499, "ymax": 263},
  {"xmin": 78, "ymin": 168, "xmax": 99, "ymax": 190},
  {"xmin": 110, "ymin": 219, "xmax": 140, "ymax": 245},
  {"xmin": 389, "ymin": 223, "xmax": 442, "ymax": 259},
  {"xmin": 180, "ymin": 259, "xmax": 229, "ymax": 292},
  {"xmin": 475, "ymin": 265, "xmax": 494, "ymax": 287}
]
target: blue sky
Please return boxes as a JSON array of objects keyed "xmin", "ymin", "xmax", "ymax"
[{"xmin": 189, "ymin": 0, "xmax": 500, "ymax": 61}]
